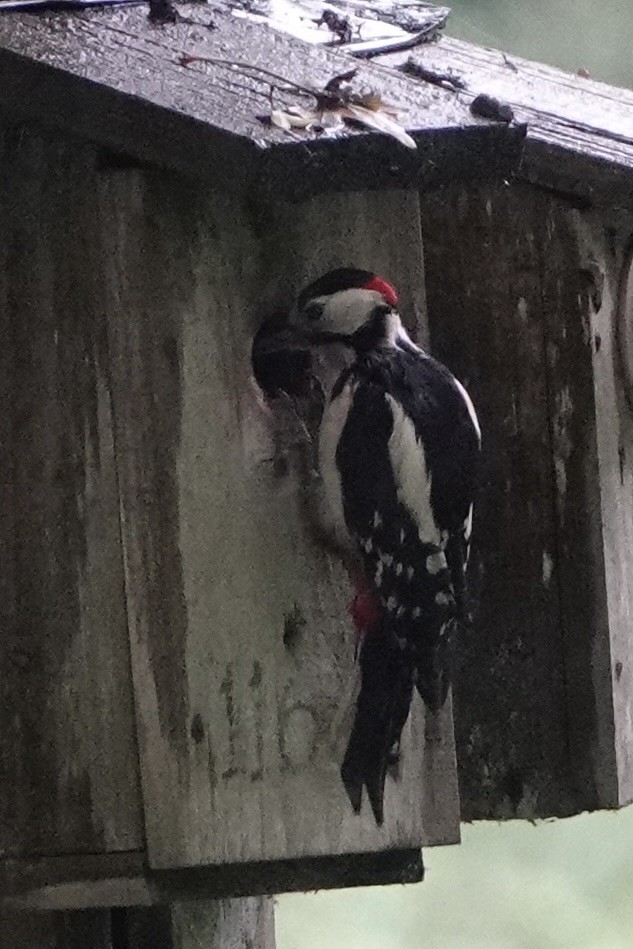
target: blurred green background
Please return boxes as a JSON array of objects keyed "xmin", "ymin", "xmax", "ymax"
[
  {"xmin": 279, "ymin": 811, "xmax": 633, "ymax": 948},
  {"xmin": 277, "ymin": 3, "xmax": 633, "ymax": 947},
  {"xmin": 446, "ymin": 0, "xmax": 632, "ymax": 89}
]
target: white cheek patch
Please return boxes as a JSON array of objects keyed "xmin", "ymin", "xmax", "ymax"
[
  {"xmin": 385, "ymin": 394, "xmax": 441, "ymax": 547},
  {"xmin": 320, "ymin": 288, "xmax": 384, "ymax": 336}
]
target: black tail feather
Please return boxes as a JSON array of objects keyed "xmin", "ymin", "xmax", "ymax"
[
  {"xmin": 341, "ymin": 624, "xmax": 414, "ymax": 825},
  {"xmin": 415, "ymin": 617, "xmax": 458, "ymax": 713}
]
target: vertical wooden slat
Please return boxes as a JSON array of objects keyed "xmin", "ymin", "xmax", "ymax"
[
  {"xmin": 548, "ymin": 208, "xmax": 633, "ymax": 807},
  {"xmin": 102, "ymin": 172, "xmax": 441, "ymax": 872},
  {"xmin": 421, "ymin": 183, "xmax": 574, "ymax": 818},
  {"xmin": 127, "ymin": 899, "xmax": 276, "ymax": 949},
  {"xmin": 0, "ymin": 122, "xmax": 143, "ymax": 856},
  {"xmin": 259, "ymin": 190, "xmax": 460, "ymax": 847},
  {"xmin": 0, "ymin": 910, "xmax": 112, "ymax": 949},
  {"xmin": 170, "ymin": 899, "xmax": 276, "ymax": 949}
]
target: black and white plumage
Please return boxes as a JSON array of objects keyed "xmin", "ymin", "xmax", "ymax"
[{"xmin": 294, "ymin": 268, "xmax": 481, "ymax": 825}]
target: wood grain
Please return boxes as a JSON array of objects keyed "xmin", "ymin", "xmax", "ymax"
[
  {"xmin": 259, "ymin": 189, "xmax": 460, "ymax": 847},
  {"xmin": 0, "ymin": 122, "xmax": 143, "ymax": 857},
  {"xmin": 421, "ymin": 180, "xmax": 633, "ymax": 816},
  {"xmin": 169, "ymin": 899, "xmax": 275, "ymax": 949},
  {"xmin": 558, "ymin": 210, "xmax": 633, "ymax": 807},
  {"xmin": 0, "ymin": 850, "xmax": 422, "ymax": 910},
  {"xmin": 0, "ymin": 902, "xmax": 275, "ymax": 949},
  {"xmin": 102, "ymin": 170, "xmax": 449, "ymax": 869},
  {"xmin": 420, "ymin": 183, "xmax": 575, "ymax": 818},
  {"xmin": 382, "ymin": 37, "xmax": 633, "ymax": 210},
  {"xmin": 0, "ymin": 911, "xmax": 113, "ymax": 949},
  {"xmin": 0, "ymin": 6, "xmax": 525, "ymax": 199}
]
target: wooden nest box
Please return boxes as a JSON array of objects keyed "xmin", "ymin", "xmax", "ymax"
[{"xmin": 1, "ymin": 1, "xmax": 633, "ymax": 939}]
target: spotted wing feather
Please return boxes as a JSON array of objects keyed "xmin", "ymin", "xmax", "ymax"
[{"xmin": 335, "ymin": 379, "xmax": 460, "ymax": 816}]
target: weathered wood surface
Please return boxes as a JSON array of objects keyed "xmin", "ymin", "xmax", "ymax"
[
  {"xmin": 102, "ymin": 163, "xmax": 454, "ymax": 868},
  {"xmin": 259, "ymin": 190, "xmax": 460, "ymax": 846},
  {"xmin": 127, "ymin": 899, "xmax": 275, "ymax": 949},
  {"xmin": 0, "ymin": 123, "xmax": 143, "ymax": 856},
  {"xmin": 420, "ymin": 183, "xmax": 573, "ymax": 818},
  {"xmin": 0, "ymin": 901, "xmax": 275, "ymax": 949},
  {"xmin": 0, "ymin": 850, "xmax": 421, "ymax": 909},
  {"xmin": 618, "ymin": 240, "xmax": 633, "ymax": 405},
  {"xmin": 420, "ymin": 182, "xmax": 633, "ymax": 816},
  {"xmin": 0, "ymin": 6, "xmax": 525, "ymax": 199},
  {"xmin": 0, "ymin": 910, "xmax": 112, "ymax": 949},
  {"xmin": 567, "ymin": 213, "xmax": 633, "ymax": 806},
  {"xmin": 382, "ymin": 38, "xmax": 633, "ymax": 211}
]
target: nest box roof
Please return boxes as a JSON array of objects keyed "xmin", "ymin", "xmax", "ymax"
[
  {"xmin": 0, "ymin": 1, "xmax": 528, "ymax": 199},
  {"xmin": 0, "ymin": 0, "xmax": 631, "ymax": 206}
]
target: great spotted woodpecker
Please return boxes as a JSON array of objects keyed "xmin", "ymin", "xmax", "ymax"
[{"xmin": 293, "ymin": 267, "xmax": 481, "ymax": 825}]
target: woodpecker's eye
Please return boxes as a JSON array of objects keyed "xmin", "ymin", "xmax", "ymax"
[{"xmin": 303, "ymin": 301, "xmax": 324, "ymax": 321}]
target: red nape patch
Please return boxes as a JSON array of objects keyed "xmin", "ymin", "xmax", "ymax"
[{"xmin": 363, "ymin": 276, "xmax": 398, "ymax": 307}]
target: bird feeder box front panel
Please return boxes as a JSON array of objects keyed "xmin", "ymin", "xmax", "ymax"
[
  {"xmin": 0, "ymin": 120, "xmax": 461, "ymax": 896},
  {"xmin": 98, "ymin": 167, "xmax": 460, "ymax": 868}
]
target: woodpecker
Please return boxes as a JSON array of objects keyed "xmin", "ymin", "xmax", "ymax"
[{"xmin": 293, "ymin": 267, "xmax": 481, "ymax": 825}]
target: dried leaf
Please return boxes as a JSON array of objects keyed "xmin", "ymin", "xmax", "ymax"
[
  {"xmin": 343, "ymin": 103, "xmax": 416, "ymax": 149},
  {"xmin": 270, "ymin": 110, "xmax": 293, "ymax": 131},
  {"xmin": 271, "ymin": 107, "xmax": 318, "ymax": 130},
  {"xmin": 264, "ymin": 68, "xmax": 415, "ymax": 149}
]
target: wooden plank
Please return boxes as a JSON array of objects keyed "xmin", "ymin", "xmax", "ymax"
[
  {"xmin": 381, "ymin": 38, "xmax": 633, "ymax": 210},
  {"xmin": 259, "ymin": 189, "xmax": 460, "ymax": 847},
  {"xmin": 101, "ymin": 167, "xmax": 442, "ymax": 872},
  {"xmin": 1, "ymin": 902, "xmax": 274, "ymax": 949},
  {"xmin": 0, "ymin": 913, "xmax": 59, "ymax": 949},
  {"xmin": 55, "ymin": 912, "xmax": 113, "ymax": 949},
  {"xmin": 420, "ymin": 183, "xmax": 575, "ymax": 818},
  {"xmin": 127, "ymin": 899, "xmax": 275, "ymax": 949},
  {"xmin": 546, "ymin": 207, "xmax": 633, "ymax": 807},
  {"xmin": 170, "ymin": 899, "xmax": 275, "ymax": 949},
  {"xmin": 0, "ymin": 910, "xmax": 112, "ymax": 949},
  {"xmin": 0, "ymin": 6, "xmax": 525, "ymax": 199},
  {"xmin": 0, "ymin": 849, "xmax": 422, "ymax": 910},
  {"xmin": 0, "ymin": 121, "xmax": 143, "ymax": 856}
]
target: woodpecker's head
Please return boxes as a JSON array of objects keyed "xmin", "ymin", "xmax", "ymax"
[{"xmin": 294, "ymin": 268, "xmax": 401, "ymax": 348}]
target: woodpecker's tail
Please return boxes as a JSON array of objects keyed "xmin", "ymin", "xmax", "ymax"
[
  {"xmin": 341, "ymin": 623, "xmax": 414, "ymax": 825},
  {"xmin": 415, "ymin": 616, "xmax": 458, "ymax": 713}
]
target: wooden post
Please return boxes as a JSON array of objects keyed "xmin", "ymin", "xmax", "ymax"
[
  {"xmin": 127, "ymin": 900, "xmax": 275, "ymax": 949},
  {"xmin": 0, "ymin": 901, "xmax": 275, "ymax": 949},
  {"xmin": 0, "ymin": 911, "xmax": 112, "ymax": 949}
]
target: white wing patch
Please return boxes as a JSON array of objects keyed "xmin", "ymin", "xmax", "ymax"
[
  {"xmin": 454, "ymin": 377, "xmax": 481, "ymax": 442},
  {"xmin": 318, "ymin": 378, "xmax": 357, "ymax": 548},
  {"xmin": 385, "ymin": 393, "xmax": 441, "ymax": 547}
]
